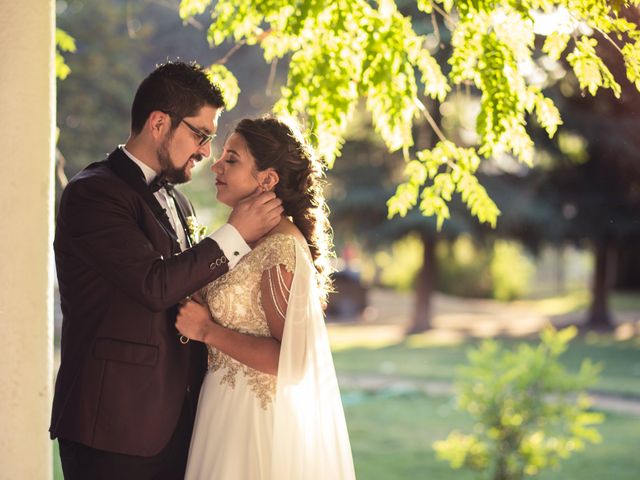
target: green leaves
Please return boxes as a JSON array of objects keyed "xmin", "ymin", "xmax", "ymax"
[
  {"xmin": 622, "ymin": 41, "xmax": 640, "ymax": 90},
  {"xmin": 542, "ymin": 31, "xmax": 571, "ymax": 61},
  {"xmin": 361, "ymin": 4, "xmax": 421, "ymax": 154},
  {"xmin": 433, "ymin": 431, "xmax": 489, "ymax": 471},
  {"xmin": 477, "ymin": 32, "xmax": 523, "ymax": 158},
  {"xmin": 180, "ymin": 0, "xmax": 640, "ymax": 228},
  {"xmin": 205, "ymin": 64, "xmax": 240, "ymax": 110},
  {"xmin": 178, "ymin": 0, "xmax": 212, "ymax": 19},
  {"xmin": 528, "ymin": 87, "xmax": 562, "ymax": 138},
  {"xmin": 434, "ymin": 326, "xmax": 604, "ymax": 479},
  {"xmin": 387, "ymin": 141, "xmax": 500, "ymax": 229},
  {"xmin": 568, "ymin": 37, "xmax": 622, "ymax": 97},
  {"xmin": 55, "ymin": 28, "xmax": 76, "ymax": 80}
]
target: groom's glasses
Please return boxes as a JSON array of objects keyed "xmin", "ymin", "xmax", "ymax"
[{"xmin": 162, "ymin": 111, "xmax": 216, "ymax": 147}]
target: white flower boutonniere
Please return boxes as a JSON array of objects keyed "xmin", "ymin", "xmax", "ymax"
[{"xmin": 186, "ymin": 216, "xmax": 208, "ymax": 244}]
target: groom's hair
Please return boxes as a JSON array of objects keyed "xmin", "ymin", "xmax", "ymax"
[{"xmin": 130, "ymin": 61, "xmax": 225, "ymax": 135}]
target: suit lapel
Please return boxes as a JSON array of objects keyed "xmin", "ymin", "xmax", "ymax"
[{"xmin": 107, "ymin": 148, "xmax": 180, "ymax": 249}]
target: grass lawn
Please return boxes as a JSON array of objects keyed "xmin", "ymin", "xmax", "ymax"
[
  {"xmin": 53, "ymin": 441, "xmax": 62, "ymax": 479},
  {"xmin": 331, "ymin": 334, "xmax": 640, "ymax": 396},
  {"xmin": 344, "ymin": 391, "xmax": 640, "ymax": 480},
  {"xmin": 329, "ymin": 287, "xmax": 640, "ymax": 397}
]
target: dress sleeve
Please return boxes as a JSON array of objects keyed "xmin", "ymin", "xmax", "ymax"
[
  {"xmin": 256, "ymin": 234, "xmax": 297, "ymax": 274},
  {"xmin": 261, "ymin": 265, "xmax": 293, "ymax": 324},
  {"xmin": 257, "ymin": 235, "xmax": 297, "ymax": 339}
]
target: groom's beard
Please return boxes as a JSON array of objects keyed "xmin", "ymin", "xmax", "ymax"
[{"xmin": 157, "ymin": 139, "xmax": 202, "ymax": 185}]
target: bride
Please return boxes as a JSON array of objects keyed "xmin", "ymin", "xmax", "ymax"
[{"xmin": 175, "ymin": 116, "xmax": 356, "ymax": 479}]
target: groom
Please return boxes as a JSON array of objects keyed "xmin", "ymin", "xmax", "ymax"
[{"xmin": 50, "ymin": 62, "xmax": 283, "ymax": 479}]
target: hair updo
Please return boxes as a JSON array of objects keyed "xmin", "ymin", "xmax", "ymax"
[{"xmin": 234, "ymin": 115, "xmax": 333, "ymax": 303}]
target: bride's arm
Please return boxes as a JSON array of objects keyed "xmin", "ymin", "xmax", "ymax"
[{"xmin": 176, "ymin": 264, "xmax": 293, "ymax": 375}]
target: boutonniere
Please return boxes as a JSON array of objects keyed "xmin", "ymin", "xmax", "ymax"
[{"xmin": 186, "ymin": 216, "xmax": 208, "ymax": 244}]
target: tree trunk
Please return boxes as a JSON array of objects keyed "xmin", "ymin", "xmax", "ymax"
[
  {"xmin": 407, "ymin": 233, "xmax": 436, "ymax": 334},
  {"xmin": 614, "ymin": 242, "xmax": 640, "ymax": 290},
  {"xmin": 585, "ymin": 239, "xmax": 616, "ymax": 330}
]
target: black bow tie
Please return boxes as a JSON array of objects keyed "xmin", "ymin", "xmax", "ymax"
[{"xmin": 150, "ymin": 175, "xmax": 174, "ymax": 193}]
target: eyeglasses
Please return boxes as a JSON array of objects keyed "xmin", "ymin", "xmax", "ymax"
[{"xmin": 162, "ymin": 111, "xmax": 215, "ymax": 147}]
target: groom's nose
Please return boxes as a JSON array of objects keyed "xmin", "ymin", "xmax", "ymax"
[{"xmin": 197, "ymin": 141, "xmax": 212, "ymax": 159}]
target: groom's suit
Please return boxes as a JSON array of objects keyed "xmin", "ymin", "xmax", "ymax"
[{"xmin": 50, "ymin": 148, "xmax": 228, "ymax": 458}]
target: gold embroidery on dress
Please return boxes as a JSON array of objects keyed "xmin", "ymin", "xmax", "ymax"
[{"xmin": 202, "ymin": 234, "xmax": 297, "ymax": 409}]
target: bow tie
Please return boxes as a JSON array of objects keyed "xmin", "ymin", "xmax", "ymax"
[{"xmin": 150, "ymin": 175, "xmax": 174, "ymax": 193}]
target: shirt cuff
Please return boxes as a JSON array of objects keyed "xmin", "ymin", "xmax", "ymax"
[{"xmin": 208, "ymin": 224, "xmax": 250, "ymax": 269}]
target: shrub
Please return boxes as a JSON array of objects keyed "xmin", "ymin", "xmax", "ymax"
[
  {"xmin": 490, "ymin": 241, "xmax": 535, "ymax": 301},
  {"xmin": 433, "ymin": 326, "xmax": 603, "ymax": 480},
  {"xmin": 436, "ymin": 236, "xmax": 492, "ymax": 297}
]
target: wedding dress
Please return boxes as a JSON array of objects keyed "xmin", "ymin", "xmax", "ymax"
[{"xmin": 185, "ymin": 233, "xmax": 356, "ymax": 479}]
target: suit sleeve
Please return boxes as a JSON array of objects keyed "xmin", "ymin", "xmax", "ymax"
[{"xmin": 56, "ymin": 175, "xmax": 228, "ymax": 312}]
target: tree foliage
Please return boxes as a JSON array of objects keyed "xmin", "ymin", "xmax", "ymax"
[
  {"xmin": 180, "ymin": 0, "xmax": 640, "ymax": 227},
  {"xmin": 55, "ymin": 28, "xmax": 76, "ymax": 80}
]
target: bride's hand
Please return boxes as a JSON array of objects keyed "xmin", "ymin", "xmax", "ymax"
[{"xmin": 176, "ymin": 299, "xmax": 214, "ymax": 343}]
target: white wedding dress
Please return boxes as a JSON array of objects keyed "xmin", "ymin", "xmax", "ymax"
[{"xmin": 185, "ymin": 233, "xmax": 356, "ymax": 479}]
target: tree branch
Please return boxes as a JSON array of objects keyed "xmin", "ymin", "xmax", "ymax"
[
  {"xmin": 415, "ymin": 98, "xmax": 447, "ymax": 143},
  {"xmin": 215, "ymin": 41, "xmax": 246, "ymax": 65},
  {"xmin": 266, "ymin": 58, "xmax": 278, "ymax": 96}
]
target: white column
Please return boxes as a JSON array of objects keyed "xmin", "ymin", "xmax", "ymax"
[{"xmin": 0, "ymin": 1, "xmax": 55, "ymax": 479}]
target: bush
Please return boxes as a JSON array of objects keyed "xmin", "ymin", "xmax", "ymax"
[
  {"xmin": 433, "ymin": 327, "xmax": 603, "ymax": 480},
  {"xmin": 490, "ymin": 241, "xmax": 535, "ymax": 301},
  {"xmin": 436, "ymin": 236, "xmax": 492, "ymax": 297},
  {"xmin": 368, "ymin": 234, "xmax": 424, "ymax": 291}
]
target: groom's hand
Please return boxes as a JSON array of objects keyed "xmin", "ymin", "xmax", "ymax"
[
  {"xmin": 176, "ymin": 299, "xmax": 214, "ymax": 343},
  {"xmin": 229, "ymin": 189, "xmax": 283, "ymax": 243}
]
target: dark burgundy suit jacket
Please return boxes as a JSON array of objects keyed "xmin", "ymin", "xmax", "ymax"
[{"xmin": 50, "ymin": 148, "xmax": 227, "ymax": 456}]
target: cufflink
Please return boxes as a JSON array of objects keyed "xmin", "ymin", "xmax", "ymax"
[{"xmin": 209, "ymin": 256, "xmax": 228, "ymax": 270}]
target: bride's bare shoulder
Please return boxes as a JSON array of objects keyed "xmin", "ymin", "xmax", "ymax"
[{"xmin": 270, "ymin": 218, "xmax": 306, "ymax": 246}]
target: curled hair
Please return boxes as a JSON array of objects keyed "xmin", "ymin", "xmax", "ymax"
[
  {"xmin": 234, "ymin": 116, "xmax": 334, "ymax": 303},
  {"xmin": 131, "ymin": 61, "xmax": 225, "ymax": 134}
]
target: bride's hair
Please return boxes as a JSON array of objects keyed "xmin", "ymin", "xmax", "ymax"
[{"xmin": 234, "ymin": 116, "xmax": 333, "ymax": 303}]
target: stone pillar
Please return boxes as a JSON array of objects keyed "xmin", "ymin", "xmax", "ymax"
[{"xmin": 0, "ymin": 1, "xmax": 55, "ymax": 479}]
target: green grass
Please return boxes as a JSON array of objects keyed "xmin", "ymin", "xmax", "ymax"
[
  {"xmin": 332, "ymin": 334, "xmax": 640, "ymax": 397},
  {"xmin": 344, "ymin": 391, "xmax": 640, "ymax": 480},
  {"xmin": 53, "ymin": 441, "xmax": 62, "ymax": 480},
  {"xmin": 611, "ymin": 291, "xmax": 640, "ymax": 311}
]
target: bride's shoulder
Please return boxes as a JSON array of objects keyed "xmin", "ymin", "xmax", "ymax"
[
  {"xmin": 273, "ymin": 218, "xmax": 306, "ymax": 242},
  {"xmin": 259, "ymin": 219, "xmax": 305, "ymax": 248}
]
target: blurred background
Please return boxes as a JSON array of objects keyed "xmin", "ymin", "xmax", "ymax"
[{"xmin": 54, "ymin": 1, "xmax": 640, "ymax": 478}]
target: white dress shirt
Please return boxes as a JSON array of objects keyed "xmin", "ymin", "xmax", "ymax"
[{"xmin": 120, "ymin": 146, "xmax": 250, "ymax": 267}]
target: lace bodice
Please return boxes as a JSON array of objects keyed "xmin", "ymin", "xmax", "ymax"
[{"xmin": 201, "ymin": 233, "xmax": 298, "ymax": 408}]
